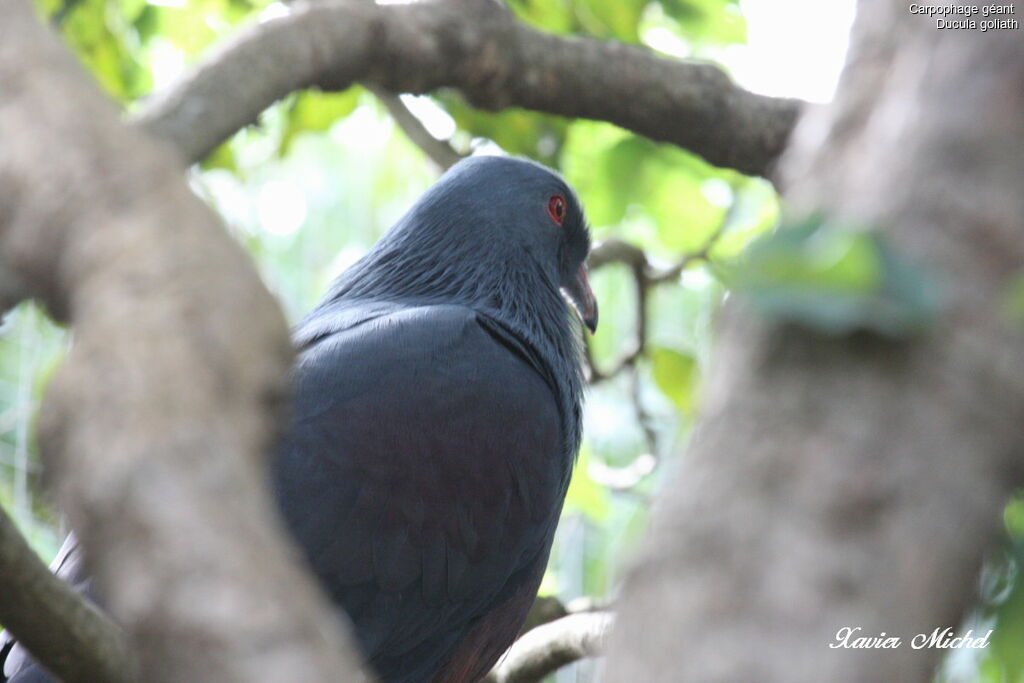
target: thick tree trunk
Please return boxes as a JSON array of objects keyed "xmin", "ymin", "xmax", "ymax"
[{"xmin": 605, "ymin": 2, "xmax": 1024, "ymax": 682}]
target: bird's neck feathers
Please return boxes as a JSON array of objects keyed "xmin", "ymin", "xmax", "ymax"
[{"xmin": 324, "ymin": 220, "xmax": 584, "ymax": 453}]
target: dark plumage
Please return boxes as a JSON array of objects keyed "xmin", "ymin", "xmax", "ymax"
[
  {"xmin": 278, "ymin": 156, "xmax": 594, "ymax": 681},
  {"xmin": 1, "ymin": 155, "xmax": 595, "ymax": 683}
]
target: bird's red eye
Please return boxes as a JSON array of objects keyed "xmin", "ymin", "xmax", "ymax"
[{"xmin": 548, "ymin": 195, "xmax": 566, "ymax": 226}]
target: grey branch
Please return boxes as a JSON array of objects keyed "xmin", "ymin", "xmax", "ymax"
[
  {"xmin": 518, "ymin": 594, "xmax": 611, "ymax": 637},
  {"xmin": 134, "ymin": 0, "xmax": 801, "ymax": 176},
  {"xmin": 0, "ymin": 514, "xmax": 130, "ymax": 683},
  {"xmin": 518, "ymin": 595, "xmax": 568, "ymax": 636},
  {"xmin": 0, "ymin": 1, "xmax": 371, "ymax": 681},
  {"xmin": 485, "ymin": 612, "xmax": 614, "ymax": 683}
]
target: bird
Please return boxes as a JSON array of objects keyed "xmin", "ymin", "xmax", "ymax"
[{"xmin": 1, "ymin": 154, "xmax": 596, "ymax": 683}]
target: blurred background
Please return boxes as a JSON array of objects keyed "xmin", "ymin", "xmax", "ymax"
[{"xmin": 8, "ymin": 1, "xmax": 1023, "ymax": 681}]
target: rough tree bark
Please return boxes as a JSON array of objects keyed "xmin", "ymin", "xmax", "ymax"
[
  {"xmin": 0, "ymin": 1, "xmax": 369, "ymax": 681},
  {"xmin": 606, "ymin": 2, "xmax": 1024, "ymax": 682}
]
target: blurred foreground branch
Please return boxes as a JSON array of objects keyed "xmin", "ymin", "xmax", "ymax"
[
  {"xmin": 0, "ymin": 2, "xmax": 370, "ymax": 681},
  {"xmin": 0, "ymin": 517, "xmax": 129, "ymax": 683}
]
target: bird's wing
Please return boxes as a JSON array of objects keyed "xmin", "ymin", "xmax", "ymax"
[{"xmin": 275, "ymin": 302, "xmax": 567, "ymax": 682}]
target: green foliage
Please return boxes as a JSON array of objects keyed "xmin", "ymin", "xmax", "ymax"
[
  {"xmin": 586, "ymin": 263, "xmax": 637, "ymax": 364},
  {"xmin": 577, "ymin": 0, "xmax": 648, "ymax": 42},
  {"xmin": 564, "ymin": 446, "xmax": 611, "ymax": 523},
  {"xmin": 201, "ymin": 139, "xmax": 238, "ymax": 173},
  {"xmin": 966, "ymin": 496, "xmax": 1024, "ymax": 683},
  {"xmin": 651, "ymin": 347, "xmax": 697, "ymax": 414},
  {"xmin": 278, "ymin": 89, "xmax": 364, "ymax": 157},
  {"xmin": 655, "ymin": 0, "xmax": 746, "ymax": 44},
  {"xmin": 507, "ymin": 0, "xmax": 746, "ymax": 46},
  {"xmin": 989, "ymin": 547, "xmax": 1024, "ymax": 682},
  {"xmin": 505, "ymin": 0, "xmax": 576, "ymax": 36},
  {"xmin": 506, "ymin": 0, "xmax": 647, "ymax": 42},
  {"xmin": 437, "ymin": 94, "xmax": 569, "ymax": 166},
  {"xmin": 1004, "ymin": 272, "xmax": 1024, "ymax": 326},
  {"xmin": 134, "ymin": 0, "xmax": 267, "ymax": 53},
  {"xmin": 725, "ymin": 213, "xmax": 944, "ymax": 337},
  {"xmin": 0, "ymin": 305, "xmax": 67, "ymax": 561},
  {"xmin": 51, "ymin": 0, "xmax": 151, "ymax": 100},
  {"xmin": 561, "ymin": 123, "xmax": 749, "ymax": 257},
  {"xmin": 1007, "ymin": 496, "xmax": 1024, "ymax": 538}
]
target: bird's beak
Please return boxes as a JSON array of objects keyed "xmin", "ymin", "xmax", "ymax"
[{"xmin": 563, "ymin": 265, "xmax": 599, "ymax": 333}]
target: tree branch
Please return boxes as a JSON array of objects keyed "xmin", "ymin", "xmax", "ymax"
[
  {"xmin": 605, "ymin": 2, "xmax": 1024, "ymax": 681},
  {"xmin": 134, "ymin": 0, "xmax": 801, "ymax": 176},
  {"xmin": 584, "ymin": 199, "xmax": 730, "ymax": 384},
  {"xmin": 368, "ymin": 86, "xmax": 465, "ymax": 171},
  {"xmin": 519, "ymin": 594, "xmax": 613, "ymax": 637},
  {"xmin": 0, "ymin": 2, "xmax": 370, "ymax": 681},
  {"xmin": 0, "ymin": 517, "xmax": 129, "ymax": 683},
  {"xmin": 485, "ymin": 612, "xmax": 613, "ymax": 683},
  {"xmin": 518, "ymin": 595, "xmax": 568, "ymax": 636}
]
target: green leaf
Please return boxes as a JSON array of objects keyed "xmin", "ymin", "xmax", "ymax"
[
  {"xmin": 437, "ymin": 94, "xmax": 567, "ymax": 165},
  {"xmin": 706, "ymin": 178, "xmax": 780, "ymax": 259},
  {"xmin": 725, "ymin": 214, "xmax": 944, "ymax": 337},
  {"xmin": 33, "ymin": 0, "xmax": 62, "ymax": 19},
  {"xmin": 150, "ymin": 4, "xmax": 219, "ymax": 56},
  {"xmin": 595, "ymin": 136, "xmax": 652, "ymax": 225},
  {"xmin": 976, "ymin": 655, "xmax": 1006, "ymax": 683},
  {"xmin": 657, "ymin": 0, "xmax": 747, "ymax": 45},
  {"xmin": 562, "ymin": 123, "xmax": 741, "ymax": 259},
  {"xmin": 505, "ymin": 0, "xmax": 575, "ymax": 35},
  {"xmin": 575, "ymin": 0, "xmax": 648, "ymax": 43},
  {"xmin": 651, "ymin": 347, "xmax": 697, "ymax": 412},
  {"xmin": 564, "ymin": 447, "xmax": 610, "ymax": 522},
  {"xmin": 201, "ymin": 140, "xmax": 237, "ymax": 172},
  {"xmin": 58, "ymin": 0, "xmax": 150, "ymax": 100},
  {"xmin": 989, "ymin": 543, "xmax": 1024, "ymax": 680},
  {"xmin": 279, "ymin": 88, "xmax": 363, "ymax": 157},
  {"xmin": 647, "ymin": 162, "xmax": 725, "ymax": 252},
  {"xmin": 1004, "ymin": 272, "xmax": 1024, "ymax": 326},
  {"xmin": 561, "ymin": 122, "xmax": 634, "ymax": 227},
  {"xmin": 1006, "ymin": 495, "xmax": 1024, "ymax": 538}
]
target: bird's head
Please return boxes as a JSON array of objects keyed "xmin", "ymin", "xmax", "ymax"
[{"xmin": 407, "ymin": 156, "xmax": 598, "ymax": 333}]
